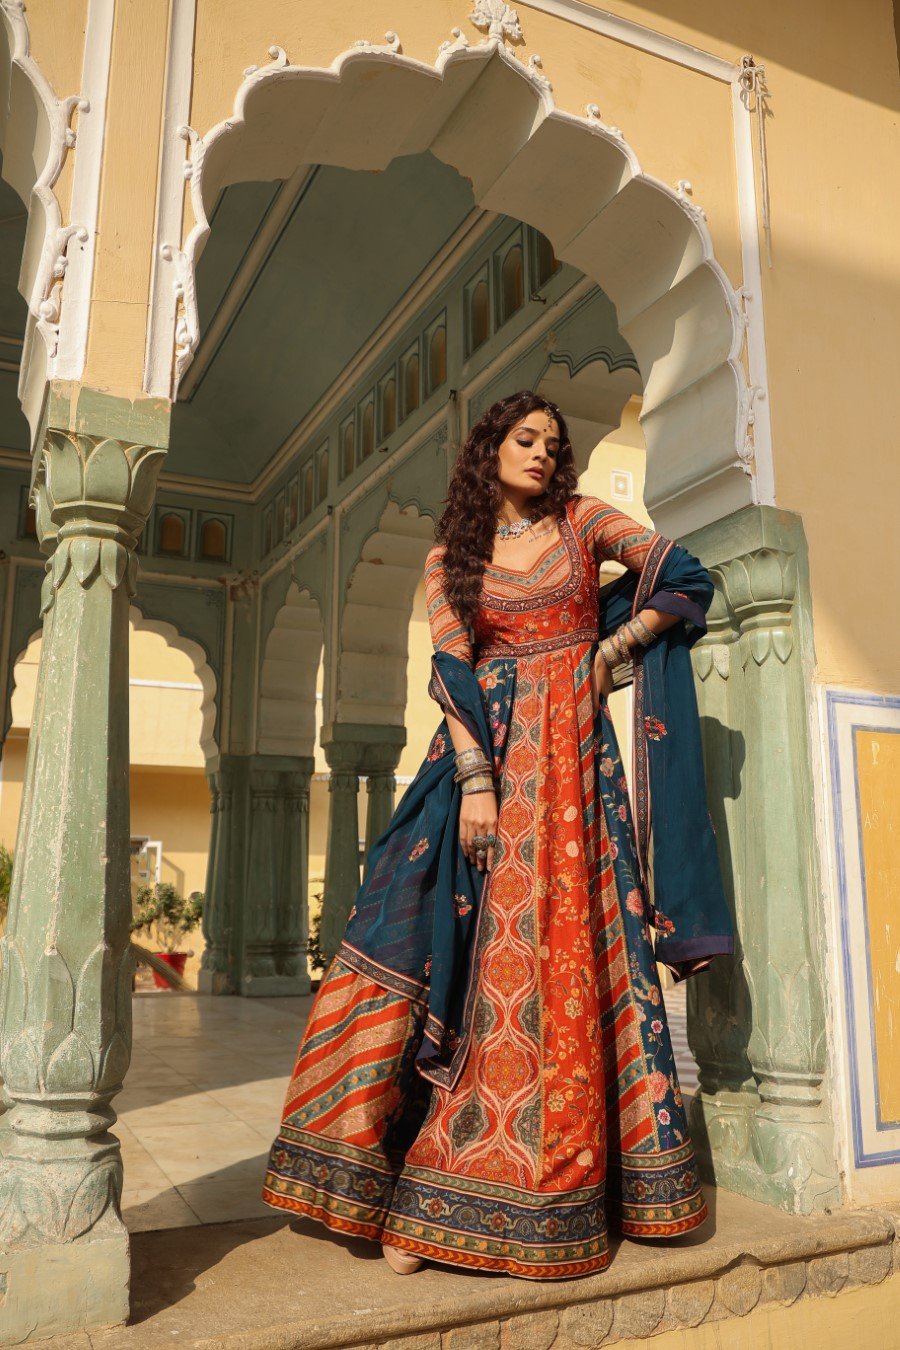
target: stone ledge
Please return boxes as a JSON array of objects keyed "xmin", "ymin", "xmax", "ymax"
[{"xmin": 36, "ymin": 1193, "xmax": 900, "ymax": 1350}]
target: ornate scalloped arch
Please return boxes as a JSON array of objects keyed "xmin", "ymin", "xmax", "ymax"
[
  {"xmin": 258, "ymin": 583, "xmax": 323, "ymax": 758},
  {"xmin": 339, "ymin": 498, "xmax": 435, "ymax": 726},
  {"xmin": 128, "ymin": 605, "xmax": 219, "ymax": 767},
  {"xmin": 156, "ymin": 29, "xmax": 753, "ymax": 534},
  {"xmin": 6, "ymin": 608, "xmax": 218, "ymax": 767}
]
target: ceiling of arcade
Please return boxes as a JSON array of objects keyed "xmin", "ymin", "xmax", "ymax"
[
  {"xmin": 0, "ymin": 143, "xmax": 636, "ymax": 504},
  {"xmin": 169, "ymin": 151, "xmax": 476, "ymax": 487}
]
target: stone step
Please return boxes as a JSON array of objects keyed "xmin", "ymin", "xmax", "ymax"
[{"xmin": 38, "ymin": 1190, "xmax": 900, "ymax": 1350}]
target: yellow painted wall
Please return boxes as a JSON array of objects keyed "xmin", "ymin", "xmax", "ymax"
[
  {"xmin": 130, "ymin": 766, "xmax": 210, "ymax": 897},
  {"xmin": 82, "ymin": 0, "xmax": 172, "ymax": 392},
  {"xmin": 18, "ymin": 0, "xmax": 88, "ymax": 223}
]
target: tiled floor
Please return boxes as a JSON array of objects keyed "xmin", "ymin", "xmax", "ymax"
[
  {"xmin": 120, "ymin": 983, "xmax": 696, "ymax": 1233},
  {"xmin": 120, "ymin": 992, "xmax": 312, "ymax": 1232}
]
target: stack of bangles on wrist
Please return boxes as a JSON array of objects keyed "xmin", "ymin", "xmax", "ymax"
[
  {"xmin": 598, "ymin": 616, "xmax": 656, "ymax": 671},
  {"xmin": 453, "ymin": 746, "xmax": 496, "ymax": 796}
]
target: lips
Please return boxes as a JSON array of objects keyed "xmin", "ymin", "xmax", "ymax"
[{"xmin": 525, "ymin": 469, "xmax": 544, "ymax": 481}]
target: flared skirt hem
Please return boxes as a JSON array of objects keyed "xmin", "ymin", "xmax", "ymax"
[{"xmin": 262, "ymin": 1133, "xmax": 708, "ymax": 1280}]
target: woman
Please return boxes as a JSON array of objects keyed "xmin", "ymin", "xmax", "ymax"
[{"xmin": 262, "ymin": 391, "xmax": 733, "ymax": 1280}]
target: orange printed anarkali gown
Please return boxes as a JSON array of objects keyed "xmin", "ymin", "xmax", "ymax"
[{"xmin": 263, "ymin": 495, "xmax": 717, "ymax": 1279}]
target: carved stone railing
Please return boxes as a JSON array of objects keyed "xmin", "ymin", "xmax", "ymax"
[
  {"xmin": 0, "ymin": 416, "xmax": 166, "ymax": 1334},
  {"xmin": 682, "ymin": 506, "xmax": 839, "ymax": 1214}
]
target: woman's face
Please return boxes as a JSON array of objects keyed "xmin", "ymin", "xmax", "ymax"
[{"xmin": 496, "ymin": 410, "xmax": 561, "ymax": 499}]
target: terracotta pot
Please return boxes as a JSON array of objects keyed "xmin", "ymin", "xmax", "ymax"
[{"xmin": 151, "ymin": 950, "xmax": 189, "ymax": 990}]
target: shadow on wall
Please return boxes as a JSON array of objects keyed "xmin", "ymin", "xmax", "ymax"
[{"xmin": 692, "ymin": 717, "xmax": 753, "ymax": 1081}]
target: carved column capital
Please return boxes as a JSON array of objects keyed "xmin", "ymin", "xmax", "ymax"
[{"xmin": 33, "ymin": 430, "xmax": 165, "ymax": 615}]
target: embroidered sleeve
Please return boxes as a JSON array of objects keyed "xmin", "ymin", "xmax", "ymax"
[
  {"xmin": 573, "ymin": 495, "xmax": 660, "ymax": 574},
  {"xmin": 424, "ymin": 545, "xmax": 474, "ymax": 666}
]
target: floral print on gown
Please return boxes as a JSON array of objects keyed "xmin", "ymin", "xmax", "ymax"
[{"xmin": 262, "ymin": 495, "xmax": 706, "ymax": 1279}]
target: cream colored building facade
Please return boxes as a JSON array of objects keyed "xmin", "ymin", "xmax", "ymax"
[{"xmin": 0, "ymin": 0, "xmax": 898, "ymax": 1342}]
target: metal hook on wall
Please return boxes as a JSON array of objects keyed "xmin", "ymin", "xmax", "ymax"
[{"xmin": 739, "ymin": 55, "xmax": 773, "ymax": 268}]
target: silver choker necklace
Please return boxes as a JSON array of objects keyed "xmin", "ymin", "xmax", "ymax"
[{"xmin": 495, "ymin": 515, "xmax": 535, "ymax": 539}]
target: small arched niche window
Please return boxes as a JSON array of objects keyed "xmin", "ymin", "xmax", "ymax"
[
  {"xmin": 401, "ymin": 347, "xmax": 420, "ymax": 421},
  {"xmin": 199, "ymin": 518, "xmax": 228, "ymax": 563},
  {"xmin": 533, "ymin": 231, "xmax": 561, "ymax": 289},
  {"xmin": 316, "ymin": 443, "xmax": 329, "ymax": 503},
  {"xmin": 301, "ymin": 461, "xmax": 314, "ymax": 517},
  {"xmin": 427, "ymin": 323, "xmax": 447, "ymax": 396},
  {"xmin": 340, "ymin": 417, "xmax": 355, "ymax": 480},
  {"xmin": 360, "ymin": 399, "xmax": 375, "ymax": 460},
  {"xmin": 157, "ymin": 513, "xmax": 186, "ymax": 557},
  {"xmin": 499, "ymin": 243, "xmax": 524, "ymax": 325},
  {"xmin": 468, "ymin": 279, "xmax": 490, "ymax": 355},
  {"xmin": 380, "ymin": 375, "xmax": 397, "ymax": 439}
]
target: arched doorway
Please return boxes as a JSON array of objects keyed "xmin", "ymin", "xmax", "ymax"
[{"xmin": 153, "ymin": 37, "xmax": 755, "ymax": 539}]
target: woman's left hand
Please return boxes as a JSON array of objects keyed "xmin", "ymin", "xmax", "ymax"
[{"xmin": 591, "ymin": 654, "xmax": 614, "ymax": 717}]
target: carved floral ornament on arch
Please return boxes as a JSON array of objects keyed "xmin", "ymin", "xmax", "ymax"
[{"xmin": 0, "ymin": 0, "xmax": 91, "ymax": 361}]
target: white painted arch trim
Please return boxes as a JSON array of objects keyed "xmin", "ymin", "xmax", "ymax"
[
  {"xmin": 0, "ymin": 0, "xmax": 110, "ymax": 439},
  {"xmin": 149, "ymin": 25, "xmax": 760, "ymax": 537}
]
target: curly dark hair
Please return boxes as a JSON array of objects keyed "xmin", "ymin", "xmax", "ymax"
[{"xmin": 435, "ymin": 390, "xmax": 579, "ymax": 628}]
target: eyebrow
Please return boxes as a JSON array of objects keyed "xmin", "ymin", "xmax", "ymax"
[{"xmin": 516, "ymin": 426, "xmax": 560, "ymax": 442}]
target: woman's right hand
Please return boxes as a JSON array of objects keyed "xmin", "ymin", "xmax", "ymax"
[
  {"xmin": 460, "ymin": 789, "xmax": 499, "ymax": 873},
  {"xmin": 591, "ymin": 654, "xmax": 614, "ymax": 716}
]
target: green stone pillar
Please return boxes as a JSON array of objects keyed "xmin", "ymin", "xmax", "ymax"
[
  {"xmin": 683, "ymin": 506, "xmax": 840, "ymax": 1215},
  {"xmin": 241, "ymin": 755, "xmax": 314, "ymax": 996},
  {"xmin": 363, "ymin": 729, "xmax": 406, "ymax": 879},
  {"xmin": 279, "ymin": 762, "xmax": 313, "ymax": 991},
  {"xmin": 0, "ymin": 411, "xmax": 166, "ymax": 1338},
  {"xmin": 320, "ymin": 725, "xmax": 408, "ymax": 956},
  {"xmin": 320, "ymin": 729, "xmax": 365, "ymax": 962},
  {"xmin": 197, "ymin": 760, "xmax": 239, "ymax": 994}
]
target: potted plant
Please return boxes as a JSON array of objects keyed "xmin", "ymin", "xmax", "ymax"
[{"xmin": 130, "ymin": 883, "xmax": 204, "ymax": 989}]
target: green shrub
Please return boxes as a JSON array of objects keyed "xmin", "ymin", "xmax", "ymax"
[{"xmin": 0, "ymin": 843, "xmax": 12, "ymax": 931}]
